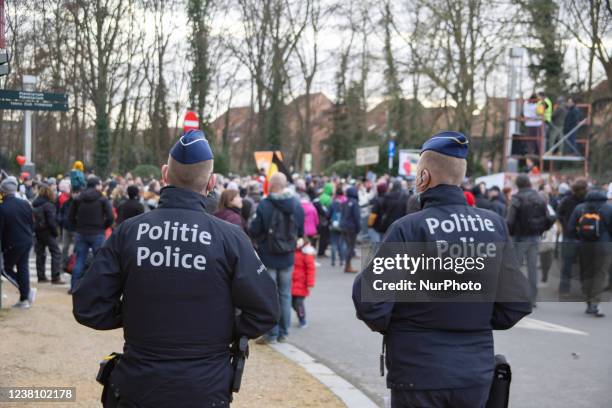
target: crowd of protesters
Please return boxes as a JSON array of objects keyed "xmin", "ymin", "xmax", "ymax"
[{"xmin": 1, "ymin": 159, "xmax": 611, "ymax": 320}]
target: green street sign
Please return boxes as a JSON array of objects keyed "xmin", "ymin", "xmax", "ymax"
[{"xmin": 0, "ymin": 90, "xmax": 68, "ymax": 111}]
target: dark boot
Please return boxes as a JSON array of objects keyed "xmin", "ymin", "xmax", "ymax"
[{"xmin": 344, "ymin": 262, "xmax": 356, "ymax": 273}]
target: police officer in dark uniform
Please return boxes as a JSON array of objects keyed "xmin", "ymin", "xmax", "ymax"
[
  {"xmin": 353, "ymin": 131, "xmax": 532, "ymax": 408},
  {"xmin": 73, "ymin": 130, "xmax": 279, "ymax": 408}
]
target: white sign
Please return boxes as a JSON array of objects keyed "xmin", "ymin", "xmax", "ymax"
[
  {"xmin": 355, "ymin": 146, "xmax": 379, "ymax": 166},
  {"xmin": 303, "ymin": 153, "xmax": 312, "ymax": 172},
  {"xmin": 475, "ymin": 172, "xmax": 507, "ymax": 190},
  {"xmin": 398, "ymin": 150, "xmax": 420, "ymax": 177}
]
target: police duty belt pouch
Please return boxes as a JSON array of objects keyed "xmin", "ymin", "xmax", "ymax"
[
  {"xmin": 97, "ymin": 353, "xmax": 123, "ymax": 407},
  {"xmin": 486, "ymin": 354, "xmax": 511, "ymax": 408},
  {"xmin": 96, "ymin": 352, "xmax": 122, "ymax": 386},
  {"xmin": 230, "ymin": 337, "xmax": 250, "ymax": 393}
]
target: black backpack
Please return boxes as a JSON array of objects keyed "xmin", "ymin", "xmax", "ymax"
[
  {"xmin": 33, "ymin": 205, "xmax": 48, "ymax": 232},
  {"xmin": 576, "ymin": 205, "xmax": 602, "ymax": 241},
  {"xmin": 517, "ymin": 194, "xmax": 551, "ymax": 235},
  {"xmin": 267, "ymin": 202, "xmax": 297, "ymax": 254}
]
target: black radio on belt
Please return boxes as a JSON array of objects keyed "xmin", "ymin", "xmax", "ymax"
[
  {"xmin": 230, "ymin": 337, "xmax": 249, "ymax": 393},
  {"xmin": 486, "ymin": 354, "xmax": 512, "ymax": 408},
  {"xmin": 96, "ymin": 352, "xmax": 122, "ymax": 386}
]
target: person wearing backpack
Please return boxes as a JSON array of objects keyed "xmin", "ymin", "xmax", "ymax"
[
  {"xmin": 250, "ymin": 172, "xmax": 304, "ymax": 344},
  {"xmin": 329, "ymin": 186, "xmax": 347, "ymax": 268},
  {"xmin": 313, "ymin": 182, "xmax": 333, "ymax": 256},
  {"xmin": 32, "ymin": 184, "xmax": 64, "ymax": 284},
  {"xmin": 507, "ymin": 174, "xmax": 556, "ymax": 305},
  {"xmin": 341, "ymin": 186, "xmax": 361, "ymax": 273},
  {"xmin": 68, "ymin": 176, "xmax": 114, "ymax": 293},
  {"xmin": 557, "ymin": 179, "xmax": 588, "ymax": 296},
  {"xmin": 70, "ymin": 160, "xmax": 87, "ymax": 192},
  {"xmin": 567, "ymin": 189, "xmax": 612, "ymax": 317}
]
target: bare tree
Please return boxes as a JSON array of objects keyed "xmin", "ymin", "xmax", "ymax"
[
  {"xmin": 409, "ymin": 0, "xmax": 512, "ymax": 138},
  {"xmin": 288, "ymin": 0, "xmax": 331, "ymax": 167},
  {"xmin": 142, "ymin": 0, "xmax": 174, "ymax": 165},
  {"xmin": 561, "ymin": 0, "xmax": 612, "ymax": 97},
  {"xmin": 382, "ymin": 0, "xmax": 406, "ymax": 144},
  {"xmin": 187, "ymin": 0, "xmax": 229, "ymax": 131},
  {"xmin": 232, "ymin": 0, "xmax": 309, "ymax": 150},
  {"xmin": 68, "ymin": 0, "xmax": 130, "ymax": 175}
]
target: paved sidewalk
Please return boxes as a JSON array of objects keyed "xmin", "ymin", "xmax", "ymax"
[{"xmin": 0, "ymin": 281, "xmax": 344, "ymax": 408}]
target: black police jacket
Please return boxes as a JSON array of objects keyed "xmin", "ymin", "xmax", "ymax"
[
  {"xmin": 353, "ymin": 184, "xmax": 531, "ymax": 391},
  {"xmin": 0, "ymin": 194, "xmax": 33, "ymax": 250},
  {"xmin": 73, "ymin": 186, "xmax": 280, "ymax": 408}
]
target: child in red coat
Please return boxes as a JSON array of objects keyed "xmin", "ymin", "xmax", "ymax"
[{"xmin": 291, "ymin": 239, "xmax": 317, "ymax": 328}]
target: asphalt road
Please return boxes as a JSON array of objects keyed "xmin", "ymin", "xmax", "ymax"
[{"xmin": 288, "ymin": 254, "xmax": 612, "ymax": 408}]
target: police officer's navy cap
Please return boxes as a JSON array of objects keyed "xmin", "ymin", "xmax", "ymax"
[
  {"xmin": 170, "ymin": 130, "xmax": 214, "ymax": 164},
  {"xmin": 420, "ymin": 131, "xmax": 469, "ymax": 159}
]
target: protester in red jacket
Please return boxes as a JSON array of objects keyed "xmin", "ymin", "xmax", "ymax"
[{"xmin": 291, "ymin": 240, "xmax": 316, "ymax": 328}]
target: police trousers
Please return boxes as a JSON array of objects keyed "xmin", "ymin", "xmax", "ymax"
[
  {"xmin": 579, "ymin": 243, "xmax": 612, "ymax": 304},
  {"xmin": 391, "ymin": 386, "xmax": 489, "ymax": 408}
]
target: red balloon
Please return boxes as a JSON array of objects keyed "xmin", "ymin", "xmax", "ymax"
[{"xmin": 16, "ymin": 155, "xmax": 26, "ymax": 166}]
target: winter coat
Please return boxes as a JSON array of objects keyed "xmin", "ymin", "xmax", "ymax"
[
  {"xmin": 329, "ymin": 195, "xmax": 347, "ymax": 233},
  {"xmin": 472, "ymin": 187, "xmax": 493, "ymax": 211},
  {"xmin": 0, "ymin": 194, "xmax": 33, "ymax": 249},
  {"xmin": 557, "ymin": 193, "xmax": 585, "ymax": 237},
  {"xmin": 58, "ymin": 191, "xmax": 71, "ymax": 208},
  {"xmin": 507, "ymin": 187, "xmax": 554, "ymax": 236},
  {"xmin": 58, "ymin": 197, "xmax": 76, "ymax": 231},
  {"xmin": 291, "ymin": 244, "xmax": 316, "ymax": 297},
  {"xmin": 563, "ymin": 105, "xmax": 581, "ymax": 135},
  {"xmin": 117, "ymin": 198, "xmax": 145, "ymax": 225},
  {"xmin": 249, "ymin": 191, "xmax": 305, "ymax": 270},
  {"xmin": 489, "ymin": 196, "xmax": 507, "ymax": 217},
  {"xmin": 318, "ymin": 183, "xmax": 334, "ymax": 208},
  {"xmin": 214, "ymin": 207, "xmax": 246, "ymax": 231},
  {"xmin": 313, "ymin": 198, "xmax": 330, "ymax": 230},
  {"xmin": 374, "ymin": 190, "xmax": 408, "ymax": 234},
  {"xmin": 70, "ymin": 169, "xmax": 86, "ymax": 191},
  {"xmin": 69, "ymin": 187, "xmax": 114, "ymax": 235},
  {"xmin": 341, "ymin": 187, "xmax": 361, "ymax": 234},
  {"xmin": 301, "ymin": 198, "xmax": 319, "ymax": 237},
  {"xmin": 32, "ymin": 196, "xmax": 59, "ymax": 237}
]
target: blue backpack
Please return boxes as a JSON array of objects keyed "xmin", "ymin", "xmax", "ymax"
[{"xmin": 330, "ymin": 201, "xmax": 344, "ymax": 232}]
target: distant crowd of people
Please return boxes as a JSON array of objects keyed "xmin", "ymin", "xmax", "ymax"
[{"xmin": 1, "ymin": 159, "xmax": 611, "ymax": 320}]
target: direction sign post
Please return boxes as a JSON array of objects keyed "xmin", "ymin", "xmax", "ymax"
[
  {"xmin": 0, "ymin": 76, "xmax": 69, "ymax": 170},
  {"xmin": 22, "ymin": 76, "xmax": 36, "ymax": 166},
  {"xmin": 0, "ymin": 89, "xmax": 69, "ymax": 111}
]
